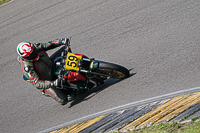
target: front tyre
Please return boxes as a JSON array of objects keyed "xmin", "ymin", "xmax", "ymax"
[{"xmin": 95, "ymin": 61, "xmax": 129, "ymax": 79}]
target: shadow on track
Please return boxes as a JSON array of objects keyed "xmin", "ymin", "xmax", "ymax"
[{"xmin": 68, "ymin": 70, "xmax": 136, "ymax": 108}]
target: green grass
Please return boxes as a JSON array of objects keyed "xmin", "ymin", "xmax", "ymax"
[
  {"xmin": 180, "ymin": 120, "xmax": 200, "ymax": 133},
  {"xmin": 0, "ymin": 0, "xmax": 11, "ymax": 5},
  {"xmin": 112, "ymin": 117, "xmax": 200, "ymax": 133}
]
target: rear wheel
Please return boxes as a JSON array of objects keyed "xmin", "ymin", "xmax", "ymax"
[{"xmin": 95, "ymin": 61, "xmax": 129, "ymax": 79}]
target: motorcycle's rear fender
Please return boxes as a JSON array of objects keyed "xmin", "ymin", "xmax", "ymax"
[
  {"xmin": 81, "ymin": 58, "xmax": 100, "ymax": 71},
  {"xmin": 90, "ymin": 60, "xmax": 99, "ymax": 71}
]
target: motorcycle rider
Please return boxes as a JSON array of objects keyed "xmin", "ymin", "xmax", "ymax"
[{"xmin": 17, "ymin": 38, "xmax": 70, "ymax": 105}]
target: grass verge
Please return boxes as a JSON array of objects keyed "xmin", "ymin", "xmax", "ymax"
[
  {"xmin": 112, "ymin": 117, "xmax": 200, "ymax": 133},
  {"xmin": 0, "ymin": 0, "xmax": 11, "ymax": 5}
]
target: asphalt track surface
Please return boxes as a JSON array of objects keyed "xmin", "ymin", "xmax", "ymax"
[{"xmin": 1, "ymin": 0, "xmax": 200, "ymax": 133}]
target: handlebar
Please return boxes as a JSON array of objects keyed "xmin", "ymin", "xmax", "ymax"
[{"xmin": 55, "ymin": 38, "xmax": 72, "ymax": 89}]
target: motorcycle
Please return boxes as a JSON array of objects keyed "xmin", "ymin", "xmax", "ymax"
[{"xmin": 51, "ymin": 39, "xmax": 129, "ymax": 96}]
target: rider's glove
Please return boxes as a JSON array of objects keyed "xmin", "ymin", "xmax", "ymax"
[
  {"xmin": 50, "ymin": 79, "xmax": 60, "ymax": 89},
  {"xmin": 59, "ymin": 38, "xmax": 70, "ymax": 46}
]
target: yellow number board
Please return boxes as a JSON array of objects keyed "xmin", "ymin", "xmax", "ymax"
[{"xmin": 64, "ymin": 53, "xmax": 82, "ymax": 71}]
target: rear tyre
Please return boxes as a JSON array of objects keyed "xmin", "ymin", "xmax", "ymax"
[{"xmin": 95, "ymin": 61, "xmax": 129, "ymax": 79}]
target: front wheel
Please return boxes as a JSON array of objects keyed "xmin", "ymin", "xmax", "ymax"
[{"xmin": 95, "ymin": 61, "xmax": 129, "ymax": 79}]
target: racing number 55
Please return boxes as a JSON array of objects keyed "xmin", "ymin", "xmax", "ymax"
[{"xmin": 67, "ymin": 55, "xmax": 78, "ymax": 67}]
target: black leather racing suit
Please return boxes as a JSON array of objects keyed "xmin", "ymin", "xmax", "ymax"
[{"xmin": 17, "ymin": 39, "xmax": 68, "ymax": 105}]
